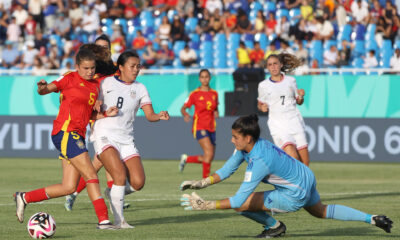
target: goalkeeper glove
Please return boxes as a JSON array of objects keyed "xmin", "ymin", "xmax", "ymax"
[
  {"xmin": 180, "ymin": 176, "xmax": 214, "ymax": 191},
  {"xmin": 180, "ymin": 192, "xmax": 216, "ymax": 210}
]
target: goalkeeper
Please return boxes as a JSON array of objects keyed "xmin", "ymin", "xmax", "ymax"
[{"xmin": 180, "ymin": 114, "xmax": 393, "ymax": 238}]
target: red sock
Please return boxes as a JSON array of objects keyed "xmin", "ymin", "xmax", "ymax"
[
  {"xmin": 107, "ymin": 181, "xmax": 114, "ymax": 189},
  {"xmin": 202, "ymin": 162, "xmax": 211, "ymax": 178},
  {"xmin": 24, "ymin": 188, "xmax": 49, "ymax": 203},
  {"xmin": 76, "ymin": 177, "xmax": 87, "ymax": 193},
  {"xmin": 92, "ymin": 198, "xmax": 109, "ymax": 223},
  {"xmin": 187, "ymin": 155, "xmax": 200, "ymax": 163}
]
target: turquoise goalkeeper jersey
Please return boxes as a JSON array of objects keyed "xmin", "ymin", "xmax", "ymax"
[{"xmin": 215, "ymin": 138, "xmax": 316, "ymax": 209}]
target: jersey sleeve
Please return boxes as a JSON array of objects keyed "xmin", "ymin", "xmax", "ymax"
[
  {"xmin": 291, "ymin": 77, "xmax": 299, "ymax": 98},
  {"xmin": 138, "ymin": 84, "xmax": 152, "ymax": 108},
  {"xmin": 215, "ymin": 149, "xmax": 245, "ymax": 181},
  {"xmin": 184, "ymin": 92, "xmax": 194, "ymax": 108},
  {"xmin": 51, "ymin": 73, "xmax": 70, "ymax": 92},
  {"xmin": 229, "ymin": 159, "xmax": 271, "ymax": 208},
  {"xmin": 257, "ymin": 82, "xmax": 268, "ymax": 103}
]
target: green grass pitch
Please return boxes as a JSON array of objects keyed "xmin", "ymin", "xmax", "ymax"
[{"xmin": 0, "ymin": 158, "xmax": 398, "ymax": 240}]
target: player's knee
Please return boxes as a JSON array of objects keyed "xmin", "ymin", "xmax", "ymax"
[
  {"xmin": 63, "ymin": 184, "xmax": 77, "ymax": 195},
  {"xmin": 131, "ymin": 178, "xmax": 145, "ymax": 191}
]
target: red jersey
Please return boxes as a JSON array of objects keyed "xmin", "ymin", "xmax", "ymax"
[
  {"xmin": 51, "ymin": 71, "xmax": 103, "ymax": 138},
  {"xmin": 184, "ymin": 88, "xmax": 218, "ymax": 133}
]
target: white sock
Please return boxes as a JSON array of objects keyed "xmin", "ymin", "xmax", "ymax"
[
  {"xmin": 110, "ymin": 185, "xmax": 125, "ymax": 225},
  {"xmin": 124, "ymin": 180, "xmax": 136, "ymax": 195},
  {"xmin": 72, "ymin": 192, "xmax": 78, "ymax": 196}
]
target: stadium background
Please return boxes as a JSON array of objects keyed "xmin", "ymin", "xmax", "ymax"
[{"xmin": 1, "ymin": 74, "xmax": 399, "ymax": 162}]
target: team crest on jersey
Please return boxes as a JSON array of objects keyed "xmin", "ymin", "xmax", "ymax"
[
  {"xmin": 130, "ymin": 90, "xmax": 136, "ymax": 99},
  {"xmin": 76, "ymin": 140, "xmax": 85, "ymax": 149},
  {"xmin": 201, "ymin": 130, "xmax": 206, "ymax": 136},
  {"xmin": 80, "ymin": 83, "xmax": 85, "ymax": 87},
  {"xmin": 199, "ymin": 96, "xmax": 204, "ymax": 100}
]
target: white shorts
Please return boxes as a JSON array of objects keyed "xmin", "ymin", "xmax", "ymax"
[
  {"xmin": 93, "ymin": 135, "xmax": 140, "ymax": 162},
  {"xmin": 268, "ymin": 114, "xmax": 308, "ymax": 150}
]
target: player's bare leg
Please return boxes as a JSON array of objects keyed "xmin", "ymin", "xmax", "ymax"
[
  {"xmin": 282, "ymin": 144, "xmax": 301, "ymax": 162},
  {"xmin": 298, "ymin": 147, "xmax": 310, "ymax": 166},
  {"xmin": 125, "ymin": 156, "xmax": 146, "ymax": 192}
]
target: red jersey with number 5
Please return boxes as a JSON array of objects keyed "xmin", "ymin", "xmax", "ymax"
[
  {"xmin": 184, "ymin": 88, "xmax": 218, "ymax": 133},
  {"xmin": 51, "ymin": 71, "xmax": 104, "ymax": 138}
]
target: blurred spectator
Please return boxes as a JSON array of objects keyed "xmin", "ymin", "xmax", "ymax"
[
  {"xmin": 69, "ymin": 1, "xmax": 83, "ymax": 29},
  {"xmin": 209, "ymin": 10, "xmax": 224, "ymax": 36},
  {"xmin": 335, "ymin": 1, "xmax": 347, "ymax": 28},
  {"xmin": 28, "ymin": 0, "xmax": 44, "ymax": 30},
  {"xmin": 108, "ymin": 1, "xmax": 124, "ymax": 20},
  {"xmin": 170, "ymin": 15, "xmax": 187, "ymax": 42},
  {"xmin": 314, "ymin": 15, "xmax": 334, "ymax": 41},
  {"xmin": 236, "ymin": 8, "xmax": 251, "ymax": 34},
  {"xmin": 1, "ymin": 41, "xmax": 20, "ymax": 68},
  {"xmin": 53, "ymin": 13, "xmax": 71, "ymax": 38},
  {"xmin": 310, "ymin": 58, "xmax": 320, "ymax": 75},
  {"xmin": 20, "ymin": 40, "xmax": 39, "ymax": 69},
  {"xmin": 81, "ymin": 5, "xmax": 100, "ymax": 40},
  {"xmin": 179, "ymin": 43, "xmax": 197, "ymax": 67},
  {"xmin": 300, "ymin": 0, "xmax": 313, "ymax": 21},
  {"xmin": 390, "ymin": 48, "xmax": 400, "ymax": 74},
  {"xmin": 363, "ymin": 49, "xmax": 378, "ymax": 68},
  {"xmin": 236, "ymin": 41, "xmax": 251, "ymax": 68},
  {"xmin": 197, "ymin": 8, "xmax": 211, "ymax": 34},
  {"xmin": 60, "ymin": 60, "xmax": 73, "ymax": 75},
  {"xmin": 0, "ymin": 10, "xmax": 8, "ymax": 44},
  {"xmin": 264, "ymin": 42, "xmax": 279, "ymax": 59},
  {"xmin": 265, "ymin": 12, "xmax": 277, "ymax": 36},
  {"xmin": 7, "ymin": 17, "xmax": 21, "ymax": 43},
  {"xmin": 351, "ymin": 0, "xmax": 369, "ymax": 25},
  {"xmin": 95, "ymin": 34, "xmax": 111, "ymax": 49},
  {"xmin": 34, "ymin": 31, "xmax": 48, "ymax": 52},
  {"xmin": 157, "ymin": 15, "xmax": 171, "ymax": 43},
  {"xmin": 12, "ymin": 4, "xmax": 28, "ymax": 33},
  {"xmin": 285, "ymin": 0, "xmax": 301, "ymax": 9},
  {"xmin": 375, "ymin": 16, "xmax": 392, "ymax": 48},
  {"xmin": 294, "ymin": 39, "xmax": 308, "ymax": 62},
  {"xmin": 222, "ymin": 9, "xmax": 237, "ymax": 35},
  {"xmin": 206, "ymin": 0, "xmax": 223, "ymax": 15},
  {"xmin": 110, "ymin": 25, "xmax": 126, "ymax": 56},
  {"xmin": 323, "ymin": 44, "xmax": 339, "ymax": 66},
  {"xmin": 132, "ymin": 30, "xmax": 148, "ymax": 50},
  {"xmin": 225, "ymin": 0, "xmax": 249, "ymax": 13},
  {"xmin": 156, "ymin": 41, "xmax": 174, "ymax": 67},
  {"xmin": 369, "ymin": 0, "xmax": 383, "ymax": 24},
  {"xmin": 254, "ymin": 10, "xmax": 265, "ymax": 34},
  {"xmin": 279, "ymin": 40, "xmax": 294, "ymax": 54},
  {"xmin": 24, "ymin": 14, "xmax": 36, "ymax": 40},
  {"xmin": 382, "ymin": 0, "xmax": 396, "ymax": 26},
  {"xmin": 294, "ymin": 57, "xmax": 310, "ymax": 75},
  {"xmin": 111, "ymin": 44, "xmax": 123, "ymax": 62},
  {"xmin": 124, "ymin": 2, "xmax": 139, "ymax": 19},
  {"xmin": 94, "ymin": 0, "xmax": 108, "ymax": 19},
  {"xmin": 32, "ymin": 55, "xmax": 47, "ymax": 76},
  {"xmin": 338, "ymin": 39, "xmax": 353, "ymax": 66},
  {"xmin": 142, "ymin": 43, "xmax": 157, "ymax": 68},
  {"xmin": 275, "ymin": 15, "xmax": 290, "ymax": 41},
  {"xmin": 43, "ymin": 1, "xmax": 57, "ymax": 32},
  {"xmin": 177, "ymin": 0, "xmax": 195, "ymax": 18},
  {"xmin": 249, "ymin": 41, "xmax": 264, "ymax": 68}
]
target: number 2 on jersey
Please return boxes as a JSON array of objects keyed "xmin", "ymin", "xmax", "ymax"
[
  {"xmin": 206, "ymin": 101, "xmax": 212, "ymax": 110},
  {"xmin": 280, "ymin": 96, "xmax": 285, "ymax": 105}
]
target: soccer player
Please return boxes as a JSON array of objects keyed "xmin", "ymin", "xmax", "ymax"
[
  {"xmin": 257, "ymin": 53, "xmax": 310, "ymax": 166},
  {"xmin": 64, "ymin": 34, "xmax": 130, "ymax": 211},
  {"xmin": 179, "ymin": 69, "xmax": 219, "ymax": 178},
  {"xmin": 180, "ymin": 115, "xmax": 393, "ymax": 238},
  {"xmin": 91, "ymin": 50, "xmax": 170, "ymax": 228},
  {"xmin": 14, "ymin": 45, "xmax": 119, "ymax": 229}
]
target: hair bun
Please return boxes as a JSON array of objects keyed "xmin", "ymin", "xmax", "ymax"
[{"xmin": 249, "ymin": 114, "xmax": 259, "ymax": 122}]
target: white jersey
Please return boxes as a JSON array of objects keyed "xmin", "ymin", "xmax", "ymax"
[
  {"xmin": 258, "ymin": 75, "xmax": 307, "ymax": 148},
  {"xmin": 91, "ymin": 76, "xmax": 152, "ymax": 144}
]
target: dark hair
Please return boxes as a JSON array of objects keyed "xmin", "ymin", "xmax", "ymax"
[
  {"xmin": 75, "ymin": 47, "xmax": 96, "ymax": 66},
  {"xmin": 117, "ymin": 50, "xmax": 140, "ymax": 67},
  {"xmin": 231, "ymin": 114, "xmax": 260, "ymax": 141},
  {"xmin": 95, "ymin": 34, "xmax": 111, "ymax": 50},
  {"xmin": 266, "ymin": 53, "xmax": 302, "ymax": 74},
  {"xmin": 199, "ymin": 68, "xmax": 211, "ymax": 77},
  {"xmin": 78, "ymin": 43, "xmax": 117, "ymax": 75}
]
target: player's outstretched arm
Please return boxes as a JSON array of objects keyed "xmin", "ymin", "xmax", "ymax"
[
  {"xmin": 91, "ymin": 106, "xmax": 119, "ymax": 120},
  {"xmin": 180, "ymin": 192, "xmax": 231, "ymax": 210},
  {"xmin": 296, "ymin": 89, "xmax": 305, "ymax": 105},
  {"xmin": 180, "ymin": 174, "xmax": 221, "ymax": 191},
  {"xmin": 37, "ymin": 79, "xmax": 57, "ymax": 95},
  {"xmin": 142, "ymin": 104, "xmax": 169, "ymax": 122}
]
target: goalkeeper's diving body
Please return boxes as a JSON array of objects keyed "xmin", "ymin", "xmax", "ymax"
[{"xmin": 180, "ymin": 114, "xmax": 393, "ymax": 238}]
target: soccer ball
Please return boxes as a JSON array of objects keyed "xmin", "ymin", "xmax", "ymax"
[{"xmin": 27, "ymin": 212, "xmax": 56, "ymax": 239}]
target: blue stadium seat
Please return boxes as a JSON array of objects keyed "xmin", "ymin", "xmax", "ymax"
[
  {"xmin": 381, "ymin": 40, "xmax": 393, "ymax": 67},
  {"xmin": 289, "ymin": 8, "xmax": 300, "ymax": 25},
  {"xmin": 264, "ymin": 1, "xmax": 276, "ymax": 14},
  {"xmin": 249, "ymin": 10, "xmax": 258, "ymax": 24},
  {"xmin": 140, "ymin": 10, "xmax": 154, "ymax": 28},
  {"xmin": 250, "ymin": 1, "xmax": 263, "ymax": 11},
  {"xmin": 227, "ymin": 50, "xmax": 238, "ymax": 68},
  {"xmin": 244, "ymin": 40, "xmax": 254, "ymax": 49},
  {"xmin": 188, "ymin": 33, "xmax": 200, "ymax": 43},
  {"xmin": 366, "ymin": 24, "xmax": 376, "ymax": 41},
  {"xmin": 276, "ymin": 9, "xmax": 289, "ymax": 19},
  {"xmin": 213, "ymin": 33, "xmax": 227, "ymax": 50},
  {"xmin": 354, "ymin": 40, "xmax": 366, "ymax": 57},
  {"xmin": 142, "ymin": 26, "xmax": 154, "ymax": 37},
  {"xmin": 324, "ymin": 40, "xmax": 337, "ymax": 51},
  {"xmin": 227, "ymin": 33, "xmax": 240, "ymax": 50},
  {"xmin": 189, "ymin": 41, "xmax": 200, "ymax": 50},
  {"xmin": 184, "ymin": 17, "xmax": 198, "ymax": 34},
  {"xmin": 200, "ymin": 33, "xmax": 213, "ymax": 42},
  {"xmin": 310, "ymin": 40, "xmax": 323, "ymax": 65},
  {"xmin": 254, "ymin": 33, "xmax": 268, "ymax": 51},
  {"xmin": 354, "ymin": 23, "xmax": 366, "ymax": 41},
  {"xmin": 394, "ymin": 40, "xmax": 400, "ymax": 49},
  {"xmin": 101, "ymin": 18, "xmax": 113, "ymax": 28},
  {"xmin": 173, "ymin": 40, "xmax": 186, "ymax": 56},
  {"xmin": 153, "ymin": 16, "xmax": 162, "ymax": 29},
  {"xmin": 352, "ymin": 57, "xmax": 364, "ymax": 68},
  {"xmin": 167, "ymin": 9, "xmax": 177, "ymax": 22},
  {"xmin": 115, "ymin": 18, "xmax": 128, "ymax": 34},
  {"xmin": 337, "ymin": 24, "xmax": 352, "ymax": 42},
  {"xmin": 173, "ymin": 58, "xmax": 184, "ymax": 69}
]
